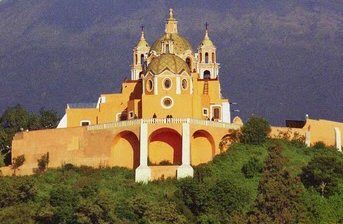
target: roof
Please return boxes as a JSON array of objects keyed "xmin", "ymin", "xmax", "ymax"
[
  {"xmin": 67, "ymin": 103, "xmax": 97, "ymax": 109},
  {"xmin": 150, "ymin": 33, "xmax": 193, "ymax": 55},
  {"xmin": 285, "ymin": 120, "xmax": 306, "ymax": 128},
  {"xmin": 147, "ymin": 53, "xmax": 190, "ymax": 75}
]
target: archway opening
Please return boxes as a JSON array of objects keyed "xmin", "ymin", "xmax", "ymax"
[
  {"xmin": 111, "ymin": 131, "xmax": 139, "ymax": 169},
  {"xmin": 186, "ymin": 57, "xmax": 191, "ymax": 69},
  {"xmin": 149, "ymin": 128, "xmax": 182, "ymax": 165},
  {"xmin": 205, "ymin": 52, "xmax": 209, "ymax": 63},
  {"xmin": 191, "ymin": 130, "xmax": 215, "ymax": 166},
  {"xmin": 204, "ymin": 70, "xmax": 211, "ymax": 79},
  {"xmin": 140, "ymin": 54, "xmax": 144, "ymax": 65}
]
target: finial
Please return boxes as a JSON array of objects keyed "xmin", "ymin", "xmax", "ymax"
[
  {"xmin": 169, "ymin": 8, "xmax": 174, "ymax": 19},
  {"xmin": 140, "ymin": 25, "xmax": 145, "ymax": 40},
  {"xmin": 205, "ymin": 22, "xmax": 209, "ymax": 38}
]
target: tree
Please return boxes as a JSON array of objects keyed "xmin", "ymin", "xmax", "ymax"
[
  {"xmin": 1, "ymin": 105, "xmax": 30, "ymax": 132},
  {"xmin": 38, "ymin": 108, "xmax": 59, "ymax": 129},
  {"xmin": 12, "ymin": 155, "xmax": 25, "ymax": 175},
  {"xmin": 301, "ymin": 155, "xmax": 343, "ymax": 197},
  {"xmin": 240, "ymin": 116, "xmax": 271, "ymax": 145},
  {"xmin": 248, "ymin": 146, "xmax": 307, "ymax": 223}
]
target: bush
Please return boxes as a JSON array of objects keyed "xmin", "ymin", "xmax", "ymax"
[
  {"xmin": 301, "ymin": 155, "xmax": 343, "ymax": 196},
  {"xmin": 12, "ymin": 155, "xmax": 25, "ymax": 175},
  {"xmin": 312, "ymin": 141, "xmax": 326, "ymax": 149},
  {"xmin": 240, "ymin": 116, "xmax": 271, "ymax": 145},
  {"xmin": 241, "ymin": 157, "xmax": 263, "ymax": 178},
  {"xmin": 159, "ymin": 160, "xmax": 173, "ymax": 165},
  {"xmin": 36, "ymin": 153, "xmax": 49, "ymax": 174}
]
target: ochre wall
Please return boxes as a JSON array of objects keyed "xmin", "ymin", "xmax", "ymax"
[
  {"xmin": 3, "ymin": 122, "xmax": 234, "ymax": 177},
  {"xmin": 271, "ymin": 118, "xmax": 343, "ymax": 148}
]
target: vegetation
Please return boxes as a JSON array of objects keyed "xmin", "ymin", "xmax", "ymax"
[
  {"xmin": 0, "ymin": 105, "xmax": 59, "ymax": 166},
  {"xmin": 0, "ymin": 111, "xmax": 342, "ymax": 223},
  {"xmin": 240, "ymin": 116, "xmax": 271, "ymax": 145},
  {"xmin": 0, "ymin": 139, "xmax": 341, "ymax": 223}
]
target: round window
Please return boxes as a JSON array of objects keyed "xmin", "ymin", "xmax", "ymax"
[
  {"xmin": 182, "ymin": 79, "xmax": 188, "ymax": 90},
  {"xmin": 161, "ymin": 97, "xmax": 174, "ymax": 109},
  {"xmin": 146, "ymin": 79, "xmax": 153, "ymax": 92},
  {"xmin": 163, "ymin": 78, "xmax": 172, "ymax": 89}
]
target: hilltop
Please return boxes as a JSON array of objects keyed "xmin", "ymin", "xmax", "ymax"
[{"xmin": 1, "ymin": 140, "xmax": 342, "ymax": 223}]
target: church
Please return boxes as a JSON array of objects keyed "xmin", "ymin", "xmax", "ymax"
[
  {"xmin": 1, "ymin": 9, "xmax": 342, "ymax": 181},
  {"xmin": 4, "ymin": 9, "xmax": 243, "ymax": 182}
]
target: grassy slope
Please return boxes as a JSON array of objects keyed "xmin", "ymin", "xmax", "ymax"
[{"xmin": 0, "ymin": 141, "xmax": 342, "ymax": 223}]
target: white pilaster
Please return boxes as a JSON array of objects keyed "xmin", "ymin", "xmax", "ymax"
[
  {"xmin": 305, "ymin": 131, "xmax": 311, "ymax": 147},
  {"xmin": 334, "ymin": 127, "xmax": 342, "ymax": 152},
  {"xmin": 222, "ymin": 102, "xmax": 231, "ymax": 124},
  {"xmin": 177, "ymin": 120, "xmax": 194, "ymax": 179},
  {"xmin": 154, "ymin": 76, "xmax": 158, "ymax": 95},
  {"xmin": 176, "ymin": 76, "xmax": 181, "ymax": 94},
  {"xmin": 135, "ymin": 122, "xmax": 151, "ymax": 183}
]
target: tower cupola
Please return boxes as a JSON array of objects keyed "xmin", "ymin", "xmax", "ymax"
[
  {"xmin": 131, "ymin": 26, "xmax": 150, "ymax": 80},
  {"xmin": 197, "ymin": 23, "xmax": 219, "ymax": 79},
  {"xmin": 165, "ymin": 9, "xmax": 178, "ymax": 34}
]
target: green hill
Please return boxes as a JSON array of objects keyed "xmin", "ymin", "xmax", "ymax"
[{"xmin": 0, "ymin": 140, "xmax": 342, "ymax": 223}]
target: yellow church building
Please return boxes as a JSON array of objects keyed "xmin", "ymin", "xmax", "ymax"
[
  {"xmin": 4, "ymin": 9, "xmax": 242, "ymax": 182},
  {"xmin": 1, "ymin": 9, "xmax": 342, "ymax": 181}
]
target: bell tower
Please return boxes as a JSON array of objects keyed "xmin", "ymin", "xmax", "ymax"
[
  {"xmin": 131, "ymin": 26, "xmax": 150, "ymax": 80},
  {"xmin": 197, "ymin": 23, "xmax": 219, "ymax": 79}
]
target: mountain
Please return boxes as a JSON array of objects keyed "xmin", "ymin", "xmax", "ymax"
[{"xmin": 0, "ymin": 0, "xmax": 342, "ymax": 124}]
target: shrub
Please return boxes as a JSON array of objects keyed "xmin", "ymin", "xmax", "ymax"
[
  {"xmin": 301, "ymin": 155, "xmax": 343, "ymax": 196},
  {"xmin": 12, "ymin": 154, "xmax": 25, "ymax": 175},
  {"xmin": 159, "ymin": 160, "xmax": 173, "ymax": 165},
  {"xmin": 210, "ymin": 178, "xmax": 251, "ymax": 216},
  {"xmin": 241, "ymin": 157, "xmax": 263, "ymax": 178},
  {"xmin": 36, "ymin": 153, "xmax": 49, "ymax": 173},
  {"xmin": 240, "ymin": 116, "xmax": 271, "ymax": 145},
  {"xmin": 312, "ymin": 141, "xmax": 326, "ymax": 149}
]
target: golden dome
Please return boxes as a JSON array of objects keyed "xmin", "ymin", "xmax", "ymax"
[
  {"xmin": 147, "ymin": 53, "xmax": 190, "ymax": 75},
  {"xmin": 150, "ymin": 33, "xmax": 193, "ymax": 55}
]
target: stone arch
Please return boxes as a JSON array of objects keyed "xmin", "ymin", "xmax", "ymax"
[
  {"xmin": 110, "ymin": 131, "xmax": 139, "ymax": 169},
  {"xmin": 149, "ymin": 128, "xmax": 182, "ymax": 165},
  {"xmin": 191, "ymin": 130, "xmax": 215, "ymax": 166}
]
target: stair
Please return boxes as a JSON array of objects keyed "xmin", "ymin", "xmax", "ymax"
[{"xmin": 203, "ymin": 80, "xmax": 209, "ymax": 95}]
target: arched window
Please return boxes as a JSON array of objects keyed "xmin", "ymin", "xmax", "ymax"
[
  {"xmin": 166, "ymin": 44, "xmax": 170, "ymax": 53},
  {"xmin": 204, "ymin": 70, "xmax": 211, "ymax": 79},
  {"xmin": 135, "ymin": 54, "xmax": 138, "ymax": 65},
  {"xmin": 205, "ymin": 52, "xmax": 209, "ymax": 63},
  {"xmin": 186, "ymin": 57, "xmax": 191, "ymax": 69},
  {"xmin": 199, "ymin": 53, "xmax": 202, "ymax": 63},
  {"xmin": 140, "ymin": 54, "xmax": 144, "ymax": 65},
  {"xmin": 212, "ymin": 52, "xmax": 215, "ymax": 63}
]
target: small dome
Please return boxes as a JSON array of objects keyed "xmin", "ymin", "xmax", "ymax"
[
  {"xmin": 136, "ymin": 30, "xmax": 150, "ymax": 50},
  {"xmin": 150, "ymin": 33, "xmax": 193, "ymax": 55},
  {"xmin": 199, "ymin": 29, "xmax": 215, "ymax": 48},
  {"xmin": 147, "ymin": 53, "xmax": 190, "ymax": 75}
]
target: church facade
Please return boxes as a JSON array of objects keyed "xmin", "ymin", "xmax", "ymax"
[{"xmin": 1, "ymin": 9, "xmax": 342, "ymax": 181}]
